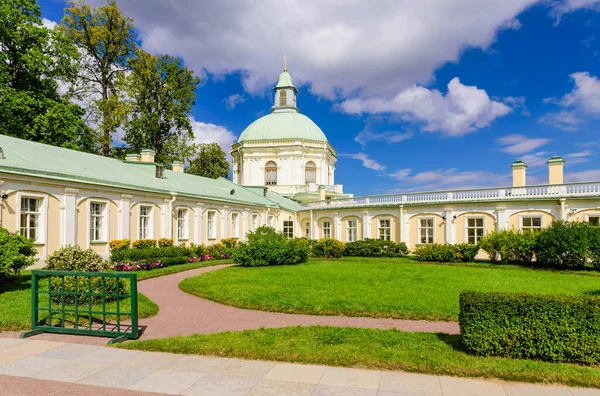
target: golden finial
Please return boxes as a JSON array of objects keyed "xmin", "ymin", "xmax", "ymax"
[{"xmin": 283, "ymin": 53, "xmax": 287, "ymax": 72}]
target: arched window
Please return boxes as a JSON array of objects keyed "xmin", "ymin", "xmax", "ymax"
[
  {"xmin": 305, "ymin": 161, "xmax": 316, "ymax": 184},
  {"xmin": 265, "ymin": 161, "xmax": 277, "ymax": 185},
  {"xmin": 279, "ymin": 90, "xmax": 287, "ymax": 106}
]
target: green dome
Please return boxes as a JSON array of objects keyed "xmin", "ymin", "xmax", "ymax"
[
  {"xmin": 238, "ymin": 112, "xmax": 328, "ymax": 143},
  {"xmin": 276, "ymin": 71, "xmax": 295, "ymax": 88}
]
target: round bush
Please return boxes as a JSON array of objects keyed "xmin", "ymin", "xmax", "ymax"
[
  {"xmin": 0, "ymin": 227, "xmax": 37, "ymax": 281},
  {"xmin": 311, "ymin": 238, "xmax": 345, "ymax": 258},
  {"xmin": 234, "ymin": 226, "xmax": 309, "ymax": 267}
]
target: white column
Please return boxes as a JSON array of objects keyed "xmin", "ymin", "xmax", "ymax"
[
  {"xmin": 334, "ymin": 212, "xmax": 340, "ymax": 240},
  {"xmin": 119, "ymin": 194, "xmax": 132, "ymax": 240},
  {"xmin": 195, "ymin": 203, "xmax": 203, "ymax": 244},
  {"xmin": 222, "ymin": 206, "xmax": 229, "ymax": 239},
  {"xmin": 444, "ymin": 208, "xmax": 454, "ymax": 244},
  {"xmin": 241, "ymin": 209, "xmax": 249, "ymax": 241},
  {"xmin": 162, "ymin": 198, "xmax": 170, "ymax": 238},
  {"xmin": 496, "ymin": 207, "xmax": 507, "ymax": 231},
  {"xmin": 362, "ymin": 211, "xmax": 370, "ymax": 239},
  {"xmin": 62, "ymin": 188, "xmax": 78, "ymax": 247},
  {"xmin": 399, "ymin": 206, "xmax": 408, "ymax": 245}
]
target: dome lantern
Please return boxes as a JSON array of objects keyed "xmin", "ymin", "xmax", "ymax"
[{"xmin": 273, "ymin": 55, "xmax": 298, "ymax": 113}]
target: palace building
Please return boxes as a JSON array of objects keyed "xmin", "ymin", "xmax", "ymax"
[{"xmin": 1, "ymin": 68, "xmax": 600, "ymax": 262}]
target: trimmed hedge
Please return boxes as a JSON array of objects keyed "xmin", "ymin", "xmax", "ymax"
[
  {"xmin": 344, "ymin": 239, "xmax": 408, "ymax": 257},
  {"xmin": 110, "ymin": 246, "xmax": 193, "ymax": 263},
  {"xmin": 536, "ymin": 221, "xmax": 600, "ymax": 269},
  {"xmin": 413, "ymin": 243, "xmax": 479, "ymax": 263},
  {"xmin": 459, "ymin": 291, "xmax": 600, "ymax": 364}
]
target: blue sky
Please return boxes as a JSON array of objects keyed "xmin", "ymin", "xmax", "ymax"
[{"xmin": 39, "ymin": 0, "xmax": 600, "ymax": 196}]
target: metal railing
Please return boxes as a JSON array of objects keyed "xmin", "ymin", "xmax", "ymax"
[
  {"xmin": 301, "ymin": 182, "xmax": 600, "ymax": 210},
  {"xmin": 21, "ymin": 270, "xmax": 139, "ymax": 344}
]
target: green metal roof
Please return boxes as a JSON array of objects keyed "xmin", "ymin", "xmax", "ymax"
[
  {"xmin": 0, "ymin": 134, "xmax": 301, "ymax": 211},
  {"xmin": 275, "ymin": 71, "xmax": 295, "ymax": 89},
  {"xmin": 237, "ymin": 112, "xmax": 328, "ymax": 143}
]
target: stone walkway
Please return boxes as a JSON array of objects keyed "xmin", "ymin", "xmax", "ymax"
[{"xmin": 1, "ymin": 337, "xmax": 598, "ymax": 396}]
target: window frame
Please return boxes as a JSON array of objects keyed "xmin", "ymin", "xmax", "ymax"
[
  {"xmin": 585, "ymin": 214, "xmax": 600, "ymax": 226},
  {"xmin": 283, "ymin": 220, "xmax": 294, "ymax": 238},
  {"xmin": 139, "ymin": 204, "xmax": 154, "ymax": 240},
  {"xmin": 418, "ymin": 217, "xmax": 435, "ymax": 244},
  {"xmin": 176, "ymin": 207, "xmax": 189, "ymax": 241},
  {"xmin": 322, "ymin": 220, "xmax": 331, "ymax": 239},
  {"xmin": 305, "ymin": 161, "xmax": 317, "ymax": 184},
  {"xmin": 231, "ymin": 212, "xmax": 240, "ymax": 238},
  {"xmin": 267, "ymin": 215, "xmax": 275, "ymax": 229},
  {"xmin": 347, "ymin": 219, "xmax": 358, "ymax": 242},
  {"xmin": 88, "ymin": 199, "xmax": 109, "ymax": 244},
  {"xmin": 265, "ymin": 161, "xmax": 277, "ymax": 186},
  {"xmin": 464, "ymin": 216, "xmax": 485, "ymax": 245},
  {"xmin": 520, "ymin": 215, "xmax": 543, "ymax": 232},
  {"xmin": 206, "ymin": 210, "xmax": 217, "ymax": 240},
  {"xmin": 279, "ymin": 90, "xmax": 287, "ymax": 106},
  {"xmin": 250, "ymin": 214, "xmax": 259, "ymax": 232},
  {"xmin": 17, "ymin": 192, "xmax": 47, "ymax": 244},
  {"xmin": 378, "ymin": 218, "xmax": 391, "ymax": 241}
]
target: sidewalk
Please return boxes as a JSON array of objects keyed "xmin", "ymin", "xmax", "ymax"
[{"xmin": 0, "ymin": 337, "xmax": 598, "ymax": 396}]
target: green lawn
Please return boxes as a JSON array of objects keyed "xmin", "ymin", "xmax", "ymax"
[
  {"xmin": 118, "ymin": 326, "xmax": 600, "ymax": 389},
  {"xmin": 179, "ymin": 257, "xmax": 600, "ymax": 321}
]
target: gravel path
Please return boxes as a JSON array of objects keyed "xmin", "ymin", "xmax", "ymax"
[{"xmin": 137, "ymin": 264, "xmax": 460, "ymax": 339}]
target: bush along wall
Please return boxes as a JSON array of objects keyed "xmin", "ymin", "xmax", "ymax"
[
  {"xmin": 344, "ymin": 239, "xmax": 408, "ymax": 257},
  {"xmin": 234, "ymin": 226, "xmax": 309, "ymax": 267},
  {"xmin": 413, "ymin": 243, "xmax": 479, "ymax": 263},
  {"xmin": 459, "ymin": 290, "xmax": 600, "ymax": 364},
  {"xmin": 0, "ymin": 227, "xmax": 37, "ymax": 282}
]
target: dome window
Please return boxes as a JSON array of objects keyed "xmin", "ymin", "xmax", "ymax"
[
  {"xmin": 305, "ymin": 161, "xmax": 316, "ymax": 184},
  {"xmin": 279, "ymin": 90, "xmax": 287, "ymax": 106},
  {"xmin": 265, "ymin": 161, "xmax": 277, "ymax": 185}
]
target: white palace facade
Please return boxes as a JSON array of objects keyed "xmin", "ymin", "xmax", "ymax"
[{"xmin": 1, "ymin": 68, "xmax": 600, "ymax": 261}]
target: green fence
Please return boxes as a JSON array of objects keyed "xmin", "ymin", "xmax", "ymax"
[{"xmin": 21, "ymin": 270, "xmax": 139, "ymax": 344}]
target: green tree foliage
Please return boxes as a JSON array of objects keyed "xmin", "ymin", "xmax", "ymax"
[
  {"xmin": 60, "ymin": 0, "xmax": 136, "ymax": 156},
  {"xmin": 0, "ymin": 0, "xmax": 95, "ymax": 150},
  {"xmin": 187, "ymin": 142, "xmax": 230, "ymax": 179},
  {"xmin": 124, "ymin": 51, "xmax": 201, "ymax": 164}
]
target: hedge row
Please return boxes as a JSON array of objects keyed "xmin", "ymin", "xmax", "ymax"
[
  {"xmin": 414, "ymin": 243, "xmax": 480, "ymax": 263},
  {"xmin": 109, "ymin": 238, "xmax": 239, "ymax": 263},
  {"xmin": 344, "ymin": 239, "xmax": 408, "ymax": 257},
  {"xmin": 459, "ymin": 290, "xmax": 600, "ymax": 364}
]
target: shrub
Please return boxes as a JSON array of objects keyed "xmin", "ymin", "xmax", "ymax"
[
  {"xmin": 454, "ymin": 243, "xmax": 480, "ymax": 262},
  {"xmin": 536, "ymin": 221, "xmax": 599, "ymax": 269},
  {"xmin": 44, "ymin": 245, "xmax": 124, "ymax": 304},
  {"xmin": 190, "ymin": 243, "xmax": 207, "ymax": 257},
  {"xmin": 109, "ymin": 239, "xmax": 130, "ymax": 252},
  {"xmin": 459, "ymin": 290, "xmax": 600, "ymax": 364},
  {"xmin": 234, "ymin": 226, "xmax": 309, "ymax": 267},
  {"xmin": 478, "ymin": 230, "xmax": 538, "ymax": 265},
  {"xmin": 132, "ymin": 239, "xmax": 156, "ymax": 249},
  {"xmin": 343, "ymin": 239, "xmax": 408, "ymax": 257},
  {"xmin": 220, "ymin": 238, "xmax": 238, "ymax": 249},
  {"xmin": 158, "ymin": 238, "xmax": 174, "ymax": 248},
  {"xmin": 0, "ymin": 228, "xmax": 37, "ymax": 282},
  {"xmin": 110, "ymin": 246, "xmax": 193, "ymax": 263},
  {"xmin": 413, "ymin": 244, "xmax": 457, "ymax": 262},
  {"xmin": 311, "ymin": 238, "xmax": 345, "ymax": 258},
  {"xmin": 478, "ymin": 230, "xmax": 515, "ymax": 264}
]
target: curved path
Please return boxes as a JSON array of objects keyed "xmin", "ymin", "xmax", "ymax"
[{"xmin": 137, "ymin": 265, "xmax": 460, "ymax": 339}]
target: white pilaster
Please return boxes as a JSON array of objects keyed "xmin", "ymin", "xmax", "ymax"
[
  {"xmin": 119, "ymin": 194, "xmax": 132, "ymax": 240},
  {"xmin": 399, "ymin": 206, "xmax": 408, "ymax": 245},
  {"xmin": 496, "ymin": 207, "xmax": 507, "ymax": 231},
  {"xmin": 222, "ymin": 206, "xmax": 229, "ymax": 239},
  {"xmin": 62, "ymin": 188, "xmax": 78, "ymax": 246},
  {"xmin": 444, "ymin": 208, "xmax": 454, "ymax": 244},
  {"xmin": 195, "ymin": 203, "xmax": 203, "ymax": 244},
  {"xmin": 333, "ymin": 212, "xmax": 340, "ymax": 240},
  {"xmin": 242, "ymin": 209, "xmax": 249, "ymax": 241},
  {"xmin": 362, "ymin": 211, "xmax": 370, "ymax": 239}
]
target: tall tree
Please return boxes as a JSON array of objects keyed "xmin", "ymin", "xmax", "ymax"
[
  {"xmin": 188, "ymin": 143, "xmax": 230, "ymax": 179},
  {"xmin": 124, "ymin": 51, "xmax": 201, "ymax": 163},
  {"xmin": 60, "ymin": 0, "xmax": 136, "ymax": 156},
  {"xmin": 0, "ymin": 0, "xmax": 95, "ymax": 150}
]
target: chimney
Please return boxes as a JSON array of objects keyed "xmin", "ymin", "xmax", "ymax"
[
  {"xmin": 125, "ymin": 153, "xmax": 140, "ymax": 162},
  {"xmin": 511, "ymin": 160, "xmax": 527, "ymax": 187},
  {"xmin": 318, "ymin": 185, "xmax": 326, "ymax": 200},
  {"xmin": 547, "ymin": 156, "xmax": 565, "ymax": 185},
  {"xmin": 140, "ymin": 149, "xmax": 155, "ymax": 163},
  {"xmin": 172, "ymin": 161, "xmax": 184, "ymax": 173}
]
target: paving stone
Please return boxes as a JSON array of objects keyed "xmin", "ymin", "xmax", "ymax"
[
  {"xmin": 182, "ymin": 373, "xmax": 260, "ymax": 396},
  {"xmin": 37, "ymin": 343, "xmax": 102, "ymax": 360},
  {"xmin": 264, "ymin": 363, "xmax": 327, "ymax": 384},
  {"xmin": 312, "ymin": 384, "xmax": 378, "ymax": 396},
  {"xmin": 379, "ymin": 372, "xmax": 442, "ymax": 395},
  {"xmin": 120, "ymin": 351, "xmax": 182, "ymax": 369},
  {"xmin": 0, "ymin": 356, "xmax": 65, "ymax": 377},
  {"xmin": 247, "ymin": 378, "xmax": 315, "ymax": 395},
  {"xmin": 31, "ymin": 360, "xmax": 109, "ymax": 382},
  {"xmin": 165, "ymin": 354, "xmax": 229, "ymax": 373},
  {"xmin": 0, "ymin": 338, "xmax": 25, "ymax": 351},
  {"xmin": 504, "ymin": 382, "xmax": 574, "ymax": 396},
  {"xmin": 571, "ymin": 388, "xmax": 600, "ymax": 396},
  {"xmin": 319, "ymin": 367, "xmax": 381, "ymax": 390},
  {"xmin": 75, "ymin": 347, "xmax": 141, "ymax": 364},
  {"xmin": 128, "ymin": 369, "xmax": 205, "ymax": 394},
  {"xmin": 1, "ymin": 340, "xmax": 64, "ymax": 360},
  {"xmin": 377, "ymin": 391, "xmax": 417, "ymax": 396},
  {"xmin": 439, "ymin": 376, "xmax": 507, "ymax": 396},
  {"xmin": 77, "ymin": 364, "xmax": 156, "ymax": 389},
  {"xmin": 212, "ymin": 358, "xmax": 277, "ymax": 378}
]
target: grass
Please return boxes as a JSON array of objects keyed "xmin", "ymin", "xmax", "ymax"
[
  {"xmin": 179, "ymin": 257, "xmax": 600, "ymax": 321},
  {"xmin": 118, "ymin": 325, "xmax": 600, "ymax": 389}
]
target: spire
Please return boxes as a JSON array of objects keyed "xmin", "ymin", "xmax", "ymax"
[{"xmin": 283, "ymin": 53, "xmax": 287, "ymax": 72}]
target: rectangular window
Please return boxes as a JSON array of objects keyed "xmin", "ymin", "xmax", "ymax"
[
  {"xmin": 347, "ymin": 220, "xmax": 357, "ymax": 242},
  {"xmin": 139, "ymin": 205, "xmax": 153, "ymax": 239},
  {"xmin": 232, "ymin": 213, "xmax": 240, "ymax": 238},
  {"xmin": 90, "ymin": 202, "xmax": 105, "ymax": 242},
  {"xmin": 521, "ymin": 216, "xmax": 542, "ymax": 232},
  {"xmin": 379, "ymin": 219, "xmax": 391, "ymax": 241},
  {"xmin": 207, "ymin": 211, "xmax": 216, "ymax": 239},
  {"xmin": 283, "ymin": 221, "xmax": 294, "ymax": 238},
  {"xmin": 177, "ymin": 208, "xmax": 188, "ymax": 240},
  {"xmin": 322, "ymin": 221, "xmax": 331, "ymax": 238},
  {"xmin": 587, "ymin": 216, "xmax": 600, "ymax": 226},
  {"xmin": 305, "ymin": 222, "xmax": 311, "ymax": 238},
  {"xmin": 251, "ymin": 214, "xmax": 258, "ymax": 231},
  {"xmin": 419, "ymin": 218, "xmax": 434, "ymax": 244},
  {"xmin": 268, "ymin": 215, "xmax": 275, "ymax": 228},
  {"xmin": 466, "ymin": 217, "xmax": 484, "ymax": 244},
  {"xmin": 20, "ymin": 197, "xmax": 40, "ymax": 241},
  {"xmin": 279, "ymin": 90, "xmax": 287, "ymax": 106}
]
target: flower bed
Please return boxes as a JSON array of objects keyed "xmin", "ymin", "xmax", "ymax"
[
  {"xmin": 112, "ymin": 253, "xmax": 232, "ymax": 272},
  {"xmin": 112, "ymin": 260, "xmax": 165, "ymax": 271}
]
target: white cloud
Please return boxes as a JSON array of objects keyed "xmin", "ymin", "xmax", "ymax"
[
  {"xmin": 501, "ymin": 96, "xmax": 530, "ymax": 116},
  {"xmin": 565, "ymin": 169, "xmax": 600, "ymax": 182},
  {"xmin": 341, "ymin": 78, "xmax": 512, "ymax": 136},
  {"xmin": 41, "ymin": 18, "xmax": 57, "ymax": 29},
  {"xmin": 500, "ymin": 18, "xmax": 523, "ymax": 30},
  {"xmin": 564, "ymin": 150, "xmax": 592, "ymax": 165},
  {"xmin": 538, "ymin": 110, "xmax": 583, "ymax": 131},
  {"xmin": 354, "ymin": 128, "xmax": 413, "ymax": 147},
  {"xmin": 341, "ymin": 153, "xmax": 386, "ymax": 171},
  {"xmin": 497, "ymin": 134, "xmax": 550, "ymax": 154},
  {"xmin": 189, "ymin": 117, "xmax": 237, "ymax": 154},
  {"xmin": 550, "ymin": 0, "xmax": 600, "ymax": 18},
  {"xmin": 87, "ymin": 0, "xmax": 536, "ymax": 100},
  {"xmin": 558, "ymin": 72, "xmax": 600, "ymax": 115},
  {"xmin": 520, "ymin": 152, "xmax": 550, "ymax": 167},
  {"xmin": 386, "ymin": 168, "xmax": 509, "ymax": 192},
  {"xmin": 224, "ymin": 93, "xmax": 246, "ymax": 111}
]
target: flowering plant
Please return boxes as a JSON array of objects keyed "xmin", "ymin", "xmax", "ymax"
[
  {"xmin": 188, "ymin": 255, "xmax": 215, "ymax": 263},
  {"xmin": 112, "ymin": 260, "xmax": 164, "ymax": 271}
]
